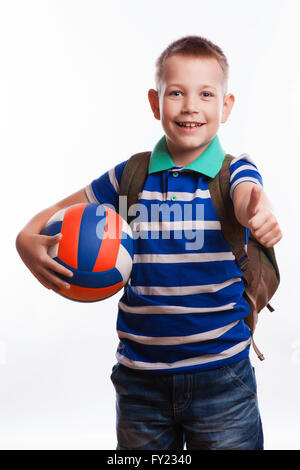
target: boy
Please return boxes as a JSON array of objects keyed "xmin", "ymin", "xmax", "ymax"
[{"xmin": 16, "ymin": 35, "xmax": 282, "ymax": 450}]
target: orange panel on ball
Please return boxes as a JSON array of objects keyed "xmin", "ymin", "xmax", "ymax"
[
  {"xmin": 93, "ymin": 207, "xmax": 123, "ymax": 272},
  {"xmin": 58, "ymin": 204, "xmax": 86, "ymax": 269}
]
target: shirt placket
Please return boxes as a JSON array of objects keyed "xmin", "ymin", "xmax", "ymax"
[{"xmin": 167, "ymin": 167, "xmax": 183, "ymax": 202}]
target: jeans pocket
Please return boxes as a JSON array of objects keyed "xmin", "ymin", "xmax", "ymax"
[{"xmin": 224, "ymin": 358, "xmax": 257, "ymax": 398}]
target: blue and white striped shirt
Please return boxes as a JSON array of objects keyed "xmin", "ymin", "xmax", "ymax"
[{"xmin": 85, "ymin": 135, "xmax": 263, "ymax": 373}]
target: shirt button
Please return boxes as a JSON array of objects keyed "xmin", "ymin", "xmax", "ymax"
[
  {"xmin": 171, "ymin": 195, "xmax": 177, "ymax": 201},
  {"xmin": 173, "ymin": 171, "xmax": 179, "ymax": 177}
]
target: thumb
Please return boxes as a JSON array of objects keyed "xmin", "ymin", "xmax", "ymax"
[
  {"xmin": 47, "ymin": 232, "xmax": 63, "ymax": 245},
  {"xmin": 248, "ymin": 184, "xmax": 262, "ymax": 219}
]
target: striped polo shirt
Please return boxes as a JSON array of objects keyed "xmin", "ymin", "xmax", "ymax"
[{"xmin": 85, "ymin": 134, "xmax": 263, "ymax": 374}]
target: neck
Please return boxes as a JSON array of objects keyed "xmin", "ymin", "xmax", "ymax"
[{"xmin": 167, "ymin": 139, "xmax": 211, "ymax": 167}]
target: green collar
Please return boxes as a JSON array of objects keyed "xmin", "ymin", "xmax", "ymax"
[{"xmin": 148, "ymin": 134, "xmax": 226, "ymax": 178}]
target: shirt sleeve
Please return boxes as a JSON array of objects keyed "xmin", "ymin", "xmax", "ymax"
[
  {"xmin": 229, "ymin": 153, "xmax": 264, "ymax": 202},
  {"xmin": 84, "ymin": 159, "xmax": 128, "ymax": 213}
]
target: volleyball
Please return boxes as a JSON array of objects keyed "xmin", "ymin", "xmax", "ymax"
[{"xmin": 40, "ymin": 203, "xmax": 133, "ymax": 302}]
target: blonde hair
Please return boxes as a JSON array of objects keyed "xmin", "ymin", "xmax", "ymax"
[{"xmin": 155, "ymin": 35, "xmax": 229, "ymax": 95}]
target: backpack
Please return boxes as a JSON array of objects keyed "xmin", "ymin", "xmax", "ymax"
[{"xmin": 119, "ymin": 151, "xmax": 280, "ymax": 361}]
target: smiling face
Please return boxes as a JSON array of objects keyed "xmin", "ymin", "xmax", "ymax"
[{"xmin": 148, "ymin": 53, "xmax": 234, "ymax": 165}]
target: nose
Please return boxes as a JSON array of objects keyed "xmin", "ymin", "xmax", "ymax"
[{"xmin": 181, "ymin": 94, "xmax": 200, "ymax": 115}]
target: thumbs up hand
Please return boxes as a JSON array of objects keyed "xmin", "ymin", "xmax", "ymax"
[
  {"xmin": 247, "ymin": 184, "xmax": 263, "ymax": 219},
  {"xmin": 247, "ymin": 184, "xmax": 282, "ymax": 247}
]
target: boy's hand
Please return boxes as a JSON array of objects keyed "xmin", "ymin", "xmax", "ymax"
[
  {"xmin": 16, "ymin": 232, "xmax": 74, "ymax": 293},
  {"xmin": 247, "ymin": 185, "xmax": 282, "ymax": 248}
]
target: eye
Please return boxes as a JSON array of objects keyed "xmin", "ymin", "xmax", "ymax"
[
  {"xmin": 169, "ymin": 90, "xmax": 183, "ymax": 96},
  {"xmin": 201, "ymin": 91, "xmax": 213, "ymax": 98}
]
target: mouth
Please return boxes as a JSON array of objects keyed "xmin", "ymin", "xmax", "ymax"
[{"xmin": 175, "ymin": 121, "xmax": 206, "ymax": 131}]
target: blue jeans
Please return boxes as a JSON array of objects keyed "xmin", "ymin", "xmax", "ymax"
[{"xmin": 110, "ymin": 356, "xmax": 264, "ymax": 450}]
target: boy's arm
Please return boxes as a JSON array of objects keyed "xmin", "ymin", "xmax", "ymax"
[
  {"xmin": 16, "ymin": 158, "xmax": 127, "ymax": 293},
  {"xmin": 15, "ymin": 188, "xmax": 90, "ymax": 293},
  {"xmin": 232, "ymin": 182, "xmax": 282, "ymax": 247},
  {"xmin": 16, "ymin": 188, "xmax": 90, "ymax": 238}
]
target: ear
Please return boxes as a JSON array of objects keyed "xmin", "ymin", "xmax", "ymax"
[
  {"xmin": 221, "ymin": 93, "xmax": 235, "ymax": 124},
  {"xmin": 148, "ymin": 89, "xmax": 160, "ymax": 120}
]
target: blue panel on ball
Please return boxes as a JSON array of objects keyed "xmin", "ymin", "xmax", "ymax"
[
  {"xmin": 54, "ymin": 257, "xmax": 123, "ymax": 287},
  {"xmin": 41, "ymin": 221, "xmax": 63, "ymax": 236},
  {"xmin": 77, "ymin": 203, "xmax": 106, "ymax": 272}
]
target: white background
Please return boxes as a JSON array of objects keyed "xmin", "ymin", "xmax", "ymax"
[{"xmin": 1, "ymin": 0, "xmax": 299, "ymax": 450}]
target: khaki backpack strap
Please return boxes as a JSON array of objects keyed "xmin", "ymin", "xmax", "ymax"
[
  {"xmin": 208, "ymin": 154, "xmax": 248, "ymax": 272},
  {"xmin": 119, "ymin": 151, "xmax": 151, "ymax": 225},
  {"xmin": 119, "ymin": 151, "xmax": 151, "ymax": 291},
  {"xmin": 251, "ymin": 337, "xmax": 265, "ymax": 361}
]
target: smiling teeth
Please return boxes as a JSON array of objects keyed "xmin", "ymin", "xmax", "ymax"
[{"xmin": 177, "ymin": 122, "xmax": 202, "ymax": 127}]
